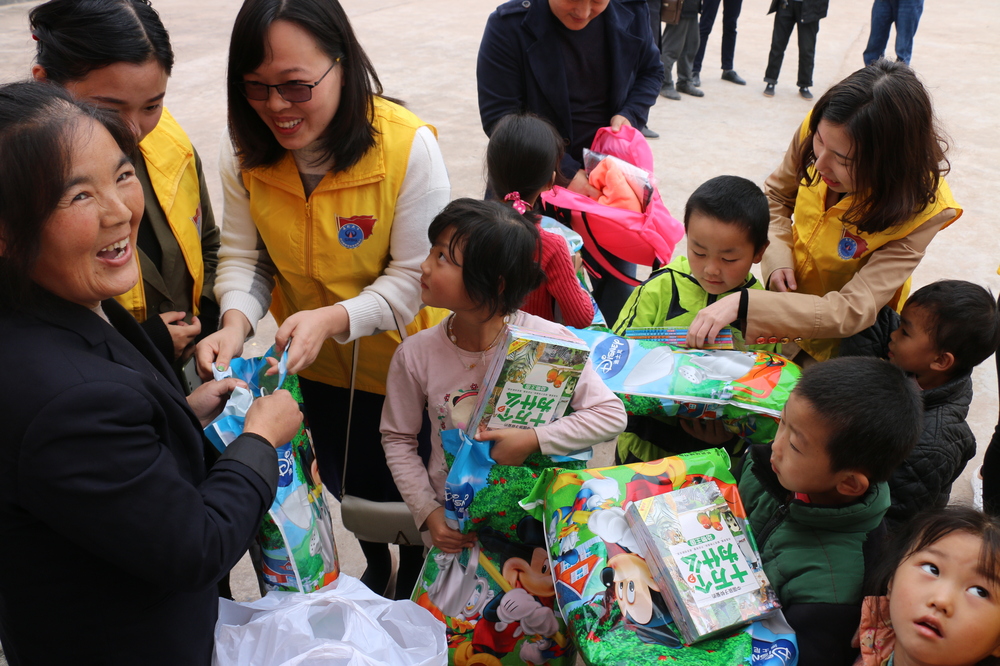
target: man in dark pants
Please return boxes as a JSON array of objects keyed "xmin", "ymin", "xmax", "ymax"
[
  {"xmin": 692, "ymin": 0, "xmax": 746, "ymax": 87},
  {"xmin": 763, "ymin": 0, "xmax": 829, "ymax": 100},
  {"xmin": 660, "ymin": 0, "xmax": 703, "ymax": 99},
  {"xmin": 642, "ymin": 0, "xmax": 663, "ymax": 138}
]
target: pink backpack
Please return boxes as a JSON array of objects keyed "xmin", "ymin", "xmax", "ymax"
[{"xmin": 540, "ymin": 125, "xmax": 684, "ymax": 286}]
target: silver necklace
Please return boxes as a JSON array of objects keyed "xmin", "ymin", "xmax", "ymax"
[{"xmin": 447, "ymin": 313, "xmax": 509, "ymax": 370}]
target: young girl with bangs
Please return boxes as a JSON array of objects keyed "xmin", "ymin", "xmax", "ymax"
[
  {"xmin": 380, "ymin": 198, "xmax": 626, "ymax": 553},
  {"xmin": 855, "ymin": 506, "xmax": 1000, "ymax": 666},
  {"xmin": 687, "ymin": 60, "xmax": 961, "ymax": 362}
]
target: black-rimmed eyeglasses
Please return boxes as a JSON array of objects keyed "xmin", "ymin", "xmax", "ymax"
[{"xmin": 242, "ymin": 59, "xmax": 340, "ymax": 103}]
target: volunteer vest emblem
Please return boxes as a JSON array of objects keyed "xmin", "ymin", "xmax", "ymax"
[
  {"xmin": 337, "ymin": 214, "xmax": 377, "ymax": 249},
  {"xmin": 837, "ymin": 228, "xmax": 869, "ymax": 260},
  {"xmin": 191, "ymin": 204, "xmax": 202, "ymax": 235}
]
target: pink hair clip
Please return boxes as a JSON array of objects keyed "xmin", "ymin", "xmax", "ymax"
[{"xmin": 504, "ymin": 191, "xmax": 528, "ymax": 215}]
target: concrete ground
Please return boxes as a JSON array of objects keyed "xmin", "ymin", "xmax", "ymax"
[{"xmin": 1, "ymin": 0, "xmax": 998, "ymax": 662}]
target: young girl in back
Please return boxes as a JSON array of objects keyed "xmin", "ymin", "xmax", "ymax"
[
  {"xmin": 856, "ymin": 506, "xmax": 1000, "ymax": 666},
  {"xmin": 487, "ymin": 113, "xmax": 595, "ymax": 329},
  {"xmin": 380, "ymin": 198, "xmax": 626, "ymax": 552}
]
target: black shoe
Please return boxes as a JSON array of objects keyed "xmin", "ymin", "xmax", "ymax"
[
  {"xmin": 640, "ymin": 126, "xmax": 660, "ymax": 139},
  {"xmin": 764, "ymin": 83, "xmax": 776, "ymax": 97},
  {"xmin": 691, "ymin": 72, "xmax": 701, "ymax": 87},
  {"xmin": 660, "ymin": 83, "xmax": 681, "ymax": 100},
  {"xmin": 676, "ymin": 81, "xmax": 705, "ymax": 97},
  {"xmin": 799, "ymin": 86, "xmax": 814, "ymax": 100},
  {"xmin": 721, "ymin": 69, "xmax": 746, "ymax": 85}
]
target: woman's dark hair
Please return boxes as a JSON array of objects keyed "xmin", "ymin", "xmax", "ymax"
[
  {"xmin": 799, "ymin": 59, "xmax": 950, "ymax": 234},
  {"xmin": 866, "ymin": 507, "xmax": 1000, "ymax": 665},
  {"xmin": 486, "ymin": 113, "xmax": 565, "ymax": 223},
  {"xmin": 427, "ymin": 199, "xmax": 543, "ymax": 319},
  {"xmin": 0, "ymin": 81, "xmax": 136, "ymax": 309},
  {"xmin": 228, "ymin": 0, "xmax": 383, "ymax": 172},
  {"xmin": 29, "ymin": 0, "xmax": 174, "ymax": 83}
]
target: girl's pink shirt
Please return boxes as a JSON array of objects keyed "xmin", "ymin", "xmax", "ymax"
[{"xmin": 380, "ymin": 310, "xmax": 626, "ymax": 546}]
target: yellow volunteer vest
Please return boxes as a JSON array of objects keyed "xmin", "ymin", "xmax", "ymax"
[
  {"xmin": 115, "ymin": 108, "xmax": 205, "ymax": 322},
  {"xmin": 789, "ymin": 117, "xmax": 962, "ymax": 360},
  {"xmin": 242, "ymin": 98, "xmax": 446, "ymax": 394}
]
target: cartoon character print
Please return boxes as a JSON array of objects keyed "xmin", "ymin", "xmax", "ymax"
[
  {"xmin": 436, "ymin": 384, "xmax": 480, "ymax": 434},
  {"xmin": 456, "ymin": 518, "xmax": 564, "ymax": 666},
  {"xmin": 599, "ymin": 544, "xmax": 681, "ymax": 647},
  {"xmin": 730, "ymin": 355, "xmax": 787, "ymax": 401}
]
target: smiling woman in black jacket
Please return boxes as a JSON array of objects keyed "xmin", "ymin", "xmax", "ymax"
[{"xmin": 0, "ymin": 82, "xmax": 302, "ymax": 666}]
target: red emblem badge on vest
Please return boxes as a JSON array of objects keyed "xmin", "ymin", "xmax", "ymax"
[
  {"xmin": 337, "ymin": 215, "xmax": 377, "ymax": 249},
  {"xmin": 836, "ymin": 228, "xmax": 869, "ymax": 260}
]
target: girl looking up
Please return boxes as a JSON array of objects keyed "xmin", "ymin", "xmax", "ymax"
[
  {"xmin": 195, "ymin": 0, "xmax": 450, "ymax": 598},
  {"xmin": 380, "ymin": 199, "xmax": 626, "ymax": 553},
  {"xmin": 30, "ymin": 0, "xmax": 220, "ymax": 376},
  {"xmin": 687, "ymin": 60, "xmax": 960, "ymax": 361},
  {"xmin": 487, "ymin": 113, "xmax": 594, "ymax": 329},
  {"xmin": 857, "ymin": 506, "xmax": 1000, "ymax": 666}
]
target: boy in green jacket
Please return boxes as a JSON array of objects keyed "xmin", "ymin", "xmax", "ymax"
[
  {"xmin": 613, "ymin": 175, "xmax": 774, "ymax": 463},
  {"xmin": 740, "ymin": 356, "xmax": 923, "ymax": 666}
]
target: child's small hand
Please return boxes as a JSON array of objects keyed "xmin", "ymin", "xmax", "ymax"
[
  {"xmin": 477, "ymin": 427, "xmax": 540, "ymax": 466},
  {"xmin": 678, "ymin": 417, "xmax": 735, "ymax": 445},
  {"xmin": 424, "ymin": 507, "xmax": 477, "ymax": 553}
]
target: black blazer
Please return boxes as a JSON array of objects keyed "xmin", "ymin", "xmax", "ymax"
[
  {"xmin": 0, "ymin": 292, "xmax": 278, "ymax": 666},
  {"xmin": 477, "ymin": 0, "xmax": 664, "ymax": 177}
]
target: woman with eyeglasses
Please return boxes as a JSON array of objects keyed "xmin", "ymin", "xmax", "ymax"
[
  {"xmin": 196, "ymin": 0, "xmax": 450, "ymax": 598},
  {"xmin": 30, "ymin": 0, "xmax": 220, "ymax": 379}
]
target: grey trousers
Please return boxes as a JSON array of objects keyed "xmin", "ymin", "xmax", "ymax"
[{"xmin": 661, "ymin": 16, "xmax": 701, "ymax": 86}]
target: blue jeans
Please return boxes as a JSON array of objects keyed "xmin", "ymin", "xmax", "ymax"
[{"xmin": 863, "ymin": 0, "xmax": 924, "ymax": 65}]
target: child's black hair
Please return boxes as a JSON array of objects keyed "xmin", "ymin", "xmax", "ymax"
[
  {"xmin": 486, "ymin": 113, "xmax": 564, "ymax": 222},
  {"xmin": 794, "ymin": 356, "xmax": 922, "ymax": 483},
  {"xmin": 683, "ymin": 175, "xmax": 769, "ymax": 253},
  {"xmin": 427, "ymin": 198, "xmax": 543, "ymax": 319},
  {"xmin": 905, "ymin": 280, "xmax": 1000, "ymax": 378},
  {"xmin": 865, "ymin": 506, "xmax": 1000, "ymax": 666}
]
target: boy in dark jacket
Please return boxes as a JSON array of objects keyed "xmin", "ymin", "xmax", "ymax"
[
  {"xmin": 739, "ymin": 357, "xmax": 922, "ymax": 666},
  {"xmin": 841, "ymin": 280, "xmax": 1000, "ymax": 528}
]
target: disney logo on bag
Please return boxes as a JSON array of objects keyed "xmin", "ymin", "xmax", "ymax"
[
  {"xmin": 593, "ymin": 336, "xmax": 629, "ymax": 379},
  {"xmin": 751, "ymin": 639, "xmax": 796, "ymax": 666},
  {"xmin": 277, "ymin": 444, "xmax": 295, "ymax": 488},
  {"xmin": 445, "ymin": 482, "xmax": 475, "ymax": 518}
]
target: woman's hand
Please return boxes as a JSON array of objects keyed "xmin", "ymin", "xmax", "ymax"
[
  {"xmin": 424, "ymin": 507, "xmax": 477, "ymax": 553},
  {"xmin": 478, "ymin": 427, "xmax": 540, "ymax": 466},
  {"xmin": 275, "ymin": 304, "xmax": 350, "ymax": 375},
  {"xmin": 686, "ymin": 293, "xmax": 741, "ymax": 349},
  {"xmin": 195, "ymin": 310, "xmax": 253, "ymax": 380},
  {"xmin": 244, "ymin": 389, "xmax": 303, "ymax": 448},
  {"xmin": 768, "ymin": 268, "xmax": 798, "ymax": 292},
  {"xmin": 186, "ymin": 377, "xmax": 247, "ymax": 428},
  {"xmin": 678, "ymin": 417, "xmax": 735, "ymax": 445},
  {"xmin": 609, "ymin": 115, "xmax": 632, "ymax": 133},
  {"xmin": 159, "ymin": 311, "xmax": 201, "ymax": 361},
  {"xmin": 568, "ymin": 169, "xmax": 602, "ymax": 200}
]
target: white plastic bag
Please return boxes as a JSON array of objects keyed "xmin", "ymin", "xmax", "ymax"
[{"xmin": 213, "ymin": 574, "xmax": 447, "ymax": 666}]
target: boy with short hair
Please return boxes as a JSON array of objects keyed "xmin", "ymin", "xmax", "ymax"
[
  {"xmin": 613, "ymin": 175, "xmax": 772, "ymax": 463},
  {"xmin": 739, "ymin": 356, "xmax": 923, "ymax": 666},
  {"xmin": 841, "ymin": 280, "xmax": 1000, "ymax": 527}
]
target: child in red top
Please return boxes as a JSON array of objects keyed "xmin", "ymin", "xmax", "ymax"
[{"xmin": 487, "ymin": 113, "xmax": 594, "ymax": 328}]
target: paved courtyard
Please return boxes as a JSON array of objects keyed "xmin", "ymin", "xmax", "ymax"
[{"xmin": 0, "ymin": 0, "xmax": 997, "ymax": 661}]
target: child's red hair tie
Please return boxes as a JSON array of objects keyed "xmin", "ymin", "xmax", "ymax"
[{"xmin": 504, "ymin": 191, "xmax": 527, "ymax": 215}]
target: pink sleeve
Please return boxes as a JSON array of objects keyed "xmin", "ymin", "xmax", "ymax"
[
  {"xmin": 534, "ymin": 358, "xmax": 627, "ymax": 456},
  {"xmin": 380, "ymin": 341, "xmax": 441, "ymax": 531},
  {"xmin": 541, "ymin": 231, "xmax": 594, "ymax": 329}
]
